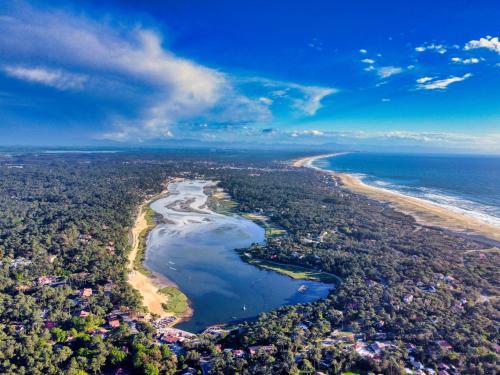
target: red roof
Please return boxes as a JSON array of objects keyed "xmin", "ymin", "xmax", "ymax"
[{"xmin": 80, "ymin": 288, "xmax": 93, "ymax": 297}]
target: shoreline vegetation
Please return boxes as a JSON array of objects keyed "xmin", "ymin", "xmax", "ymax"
[
  {"xmin": 240, "ymin": 252, "xmax": 341, "ymax": 284},
  {"xmin": 208, "ymin": 182, "xmax": 337, "ymax": 283},
  {"xmin": 127, "ymin": 186, "xmax": 192, "ymax": 323},
  {"xmin": 293, "ymin": 153, "xmax": 500, "ymax": 243}
]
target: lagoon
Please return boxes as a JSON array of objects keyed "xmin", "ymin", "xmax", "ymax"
[{"xmin": 145, "ymin": 179, "xmax": 332, "ymax": 332}]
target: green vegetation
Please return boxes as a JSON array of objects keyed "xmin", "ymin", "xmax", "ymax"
[
  {"xmin": 242, "ymin": 212, "xmax": 287, "ymax": 238},
  {"xmin": 265, "ymin": 227, "xmax": 287, "ymax": 237},
  {"xmin": 0, "ymin": 149, "xmax": 497, "ymax": 374},
  {"xmin": 133, "ymin": 206, "xmax": 156, "ymax": 275},
  {"xmin": 159, "ymin": 287, "xmax": 189, "ymax": 315},
  {"xmin": 207, "ymin": 188, "xmax": 238, "ymax": 215},
  {"xmin": 243, "ymin": 255, "xmax": 340, "ymax": 284}
]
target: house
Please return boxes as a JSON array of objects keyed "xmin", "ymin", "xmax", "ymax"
[
  {"xmin": 80, "ymin": 288, "xmax": 93, "ymax": 297},
  {"xmin": 444, "ymin": 275, "xmax": 455, "ymax": 283},
  {"xmin": 16, "ymin": 284, "xmax": 31, "ymax": 292},
  {"xmin": 435, "ymin": 340, "xmax": 453, "ymax": 350},
  {"xmin": 38, "ymin": 276, "xmax": 56, "ymax": 286},
  {"xmin": 438, "ymin": 363, "xmax": 450, "ymax": 370},
  {"xmin": 403, "ymin": 294, "xmax": 414, "ymax": 303},
  {"xmin": 409, "ymin": 356, "xmax": 424, "ymax": 370},
  {"xmin": 162, "ymin": 334, "xmax": 181, "ymax": 343},
  {"xmin": 108, "ymin": 319, "xmax": 120, "ymax": 328},
  {"xmin": 93, "ymin": 328, "xmax": 109, "ymax": 337},
  {"xmin": 248, "ymin": 345, "xmax": 274, "ymax": 356},
  {"xmin": 79, "ymin": 310, "xmax": 90, "ymax": 318},
  {"xmin": 370, "ymin": 341, "xmax": 386, "ymax": 354},
  {"xmin": 232, "ymin": 349, "xmax": 245, "ymax": 357}
]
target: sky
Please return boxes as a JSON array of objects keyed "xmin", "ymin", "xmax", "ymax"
[{"xmin": 1, "ymin": 0, "xmax": 499, "ymax": 152}]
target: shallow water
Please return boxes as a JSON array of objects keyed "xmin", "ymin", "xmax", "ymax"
[{"xmin": 145, "ymin": 179, "xmax": 332, "ymax": 332}]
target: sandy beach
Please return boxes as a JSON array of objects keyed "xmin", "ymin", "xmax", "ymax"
[
  {"xmin": 127, "ymin": 187, "xmax": 192, "ymax": 322},
  {"xmin": 293, "ymin": 154, "xmax": 500, "ymax": 242}
]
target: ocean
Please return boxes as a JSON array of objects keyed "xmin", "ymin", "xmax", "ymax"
[{"xmin": 313, "ymin": 153, "xmax": 500, "ymax": 227}]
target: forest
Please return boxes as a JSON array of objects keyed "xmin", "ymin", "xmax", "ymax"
[{"xmin": 0, "ymin": 149, "xmax": 497, "ymax": 374}]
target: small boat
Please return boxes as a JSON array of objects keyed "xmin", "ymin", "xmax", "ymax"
[
  {"xmin": 169, "ymin": 267, "xmax": 177, "ymax": 271},
  {"xmin": 298, "ymin": 285, "xmax": 308, "ymax": 293},
  {"xmin": 242, "ymin": 304, "xmax": 247, "ymax": 311}
]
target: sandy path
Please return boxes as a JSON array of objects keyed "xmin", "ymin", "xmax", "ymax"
[
  {"xmin": 293, "ymin": 154, "xmax": 500, "ymax": 242},
  {"xmin": 127, "ymin": 190, "xmax": 172, "ymax": 318}
]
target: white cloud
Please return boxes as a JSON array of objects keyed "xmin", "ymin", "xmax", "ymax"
[
  {"xmin": 361, "ymin": 58, "xmax": 375, "ymax": 64},
  {"xmin": 0, "ymin": 2, "xmax": 337, "ymax": 140},
  {"xmin": 255, "ymin": 77, "xmax": 336, "ymax": 116},
  {"xmin": 291, "ymin": 86, "xmax": 335, "ymax": 115},
  {"xmin": 377, "ymin": 66, "xmax": 403, "ymax": 78},
  {"xmin": 415, "ymin": 43, "xmax": 447, "ymax": 54},
  {"xmin": 417, "ymin": 73, "xmax": 472, "ymax": 90},
  {"xmin": 416, "ymin": 76, "xmax": 434, "ymax": 84},
  {"xmin": 465, "ymin": 36, "xmax": 500, "ymax": 54},
  {"xmin": 451, "ymin": 57, "xmax": 480, "ymax": 64},
  {"xmin": 3, "ymin": 65, "xmax": 88, "ymax": 90}
]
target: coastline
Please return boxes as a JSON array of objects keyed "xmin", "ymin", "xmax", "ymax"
[
  {"xmin": 127, "ymin": 186, "xmax": 193, "ymax": 324},
  {"xmin": 293, "ymin": 154, "xmax": 500, "ymax": 243}
]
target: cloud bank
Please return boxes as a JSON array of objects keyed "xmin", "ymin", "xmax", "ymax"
[{"xmin": 0, "ymin": 1, "xmax": 335, "ymax": 141}]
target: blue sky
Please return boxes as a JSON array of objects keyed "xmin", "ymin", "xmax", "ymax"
[{"xmin": 1, "ymin": 0, "xmax": 499, "ymax": 152}]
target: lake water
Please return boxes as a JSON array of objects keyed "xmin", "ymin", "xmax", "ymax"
[
  {"xmin": 313, "ymin": 153, "xmax": 500, "ymax": 227},
  {"xmin": 144, "ymin": 179, "xmax": 332, "ymax": 332}
]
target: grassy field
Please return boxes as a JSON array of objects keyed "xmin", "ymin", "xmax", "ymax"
[
  {"xmin": 265, "ymin": 227, "xmax": 287, "ymax": 237},
  {"xmin": 244, "ymin": 257, "xmax": 340, "ymax": 284},
  {"xmin": 206, "ymin": 187, "xmax": 239, "ymax": 215},
  {"xmin": 242, "ymin": 213, "xmax": 287, "ymax": 238},
  {"xmin": 159, "ymin": 286, "xmax": 189, "ymax": 315},
  {"xmin": 212, "ymin": 198, "xmax": 238, "ymax": 215}
]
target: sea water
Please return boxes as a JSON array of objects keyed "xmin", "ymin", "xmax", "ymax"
[{"xmin": 314, "ymin": 153, "xmax": 500, "ymax": 227}]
